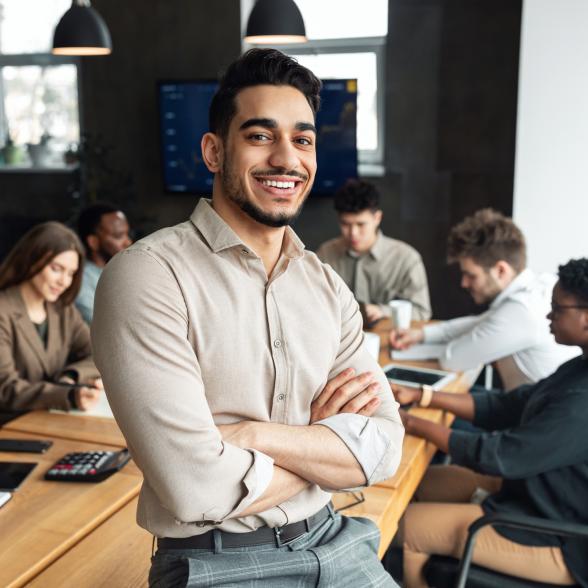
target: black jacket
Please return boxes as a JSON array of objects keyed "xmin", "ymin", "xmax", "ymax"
[{"xmin": 450, "ymin": 354, "xmax": 588, "ymax": 587}]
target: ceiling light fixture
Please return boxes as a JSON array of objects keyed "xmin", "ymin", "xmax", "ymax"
[
  {"xmin": 52, "ymin": 0, "xmax": 112, "ymax": 56},
  {"xmin": 244, "ymin": 0, "xmax": 307, "ymax": 45}
]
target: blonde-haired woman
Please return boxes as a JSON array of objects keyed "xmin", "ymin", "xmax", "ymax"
[{"xmin": 0, "ymin": 221, "xmax": 102, "ymax": 411}]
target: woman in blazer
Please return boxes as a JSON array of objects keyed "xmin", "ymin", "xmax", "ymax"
[{"xmin": 0, "ymin": 222, "xmax": 102, "ymax": 411}]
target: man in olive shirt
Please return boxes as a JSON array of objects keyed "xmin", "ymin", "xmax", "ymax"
[
  {"xmin": 317, "ymin": 180, "xmax": 431, "ymax": 324},
  {"xmin": 93, "ymin": 50, "xmax": 402, "ymax": 586}
]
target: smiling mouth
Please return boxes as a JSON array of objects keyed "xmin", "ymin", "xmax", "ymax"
[{"xmin": 254, "ymin": 175, "xmax": 306, "ymax": 196}]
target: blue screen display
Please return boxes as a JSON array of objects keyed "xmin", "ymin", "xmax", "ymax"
[{"xmin": 158, "ymin": 79, "xmax": 358, "ymax": 195}]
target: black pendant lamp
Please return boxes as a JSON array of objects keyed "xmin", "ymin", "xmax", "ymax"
[
  {"xmin": 244, "ymin": 0, "xmax": 307, "ymax": 45},
  {"xmin": 52, "ymin": 0, "xmax": 112, "ymax": 56}
]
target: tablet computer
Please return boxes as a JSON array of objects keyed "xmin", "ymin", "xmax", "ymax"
[
  {"xmin": 0, "ymin": 462, "xmax": 37, "ymax": 491},
  {"xmin": 383, "ymin": 363, "xmax": 456, "ymax": 390}
]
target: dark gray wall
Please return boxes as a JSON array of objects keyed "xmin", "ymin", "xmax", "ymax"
[
  {"xmin": 0, "ymin": 0, "xmax": 521, "ymax": 319},
  {"xmin": 80, "ymin": 0, "xmax": 242, "ymax": 235}
]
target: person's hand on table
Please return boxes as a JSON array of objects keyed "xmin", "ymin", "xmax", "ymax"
[
  {"xmin": 74, "ymin": 385, "xmax": 102, "ymax": 411},
  {"xmin": 389, "ymin": 327, "xmax": 424, "ymax": 350},
  {"xmin": 82, "ymin": 376, "xmax": 104, "ymax": 390},
  {"xmin": 310, "ymin": 368, "xmax": 381, "ymax": 423},
  {"xmin": 390, "ymin": 382, "xmax": 421, "ymax": 407},
  {"xmin": 364, "ymin": 303, "xmax": 384, "ymax": 324}
]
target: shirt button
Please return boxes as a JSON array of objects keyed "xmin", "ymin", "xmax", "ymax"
[
  {"xmin": 241, "ymin": 249, "xmax": 248, "ymax": 255},
  {"xmin": 273, "ymin": 340, "xmax": 282, "ymax": 348},
  {"xmin": 277, "ymin": 394, "xmax": 286, "ymax": 401},
  {"xmin": 196, "ymin": 521, "xmax": 206, "ymax": 528}
]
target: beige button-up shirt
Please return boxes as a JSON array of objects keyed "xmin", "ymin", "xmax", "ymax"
[
  {"xmin": 92, "ymin": 199, "xmax": 403, "ymax": 537},
  {"xmin": 317, "ymin": 233, "xmax": 432, "ymax": 320}
]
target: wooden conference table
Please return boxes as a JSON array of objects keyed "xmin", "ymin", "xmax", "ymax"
[
  {"xmin": 0, "ymin": 423, "xmax": 146, "ymax": 588},
  {"xmin": 0, "ymin": 319, "xmax": 473, "ymax": 586}
]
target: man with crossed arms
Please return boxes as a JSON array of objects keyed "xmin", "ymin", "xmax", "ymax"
[{"xmin": 93, "ymin": 49, "xmax": 403, "ymax": 587}]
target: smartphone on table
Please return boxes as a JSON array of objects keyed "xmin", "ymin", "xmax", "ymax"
[{"xmin": 0, "ymin": 439, "xmax": 53, "ymax": 454}]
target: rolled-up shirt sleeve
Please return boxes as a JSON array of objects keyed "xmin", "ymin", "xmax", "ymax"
[
  {"xmin": 316, "ymin": 412, "xmax": 393, "ymax": 486},
  {"xmin": 92, "ymin": 249, "xmax": 274, "ymax": 524},
  {"xmin": 321, "ymin": 267, "xmax": 404, "ymax": 486},
  {"xmin": 449, "ymin": 385, "xmax": 588, "ymax": 478},
  {"xmin": 471, "ymin": 384, "xmax": 535, "ymax": 430}
]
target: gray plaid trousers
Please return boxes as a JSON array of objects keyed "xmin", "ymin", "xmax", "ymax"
[{"xmin": 149, "ymin": 512, "xmax": 398, "ymax": 587}]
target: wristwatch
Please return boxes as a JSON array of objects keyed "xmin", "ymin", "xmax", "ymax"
[{"xmin": 418, "ymin": 384, "xmax": 434, "ymax": 408}]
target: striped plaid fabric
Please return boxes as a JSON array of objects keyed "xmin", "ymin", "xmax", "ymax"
[{"xmin": 149, "ymin": 513, "xmax": 398, "ymax": 587}]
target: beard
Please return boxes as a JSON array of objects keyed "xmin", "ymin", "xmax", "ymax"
[
  {"xmin": 470, "ymin": 273, "xmax": 502, "ymax": 305},
  {"xmin": 220, "ymin": 159, "xmax": 308, "ymax": 228},
  {"xmin": 97, "ymin": 245, "xmax": 115, "ymax": 264}
]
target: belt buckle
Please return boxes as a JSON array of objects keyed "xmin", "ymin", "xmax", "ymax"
[{"xmin": 274, "ymin": 526, "xmax": 283, "ymax": 548}]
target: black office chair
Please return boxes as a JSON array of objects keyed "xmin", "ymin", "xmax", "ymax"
[{"xmin": 424, "ymin": 513, "xmax": 588, "ymax": 588}]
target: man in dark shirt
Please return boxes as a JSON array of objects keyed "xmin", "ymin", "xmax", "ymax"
[{"xmin": 392, "ymin": 257, "xmax": 588, "ymax": 587}]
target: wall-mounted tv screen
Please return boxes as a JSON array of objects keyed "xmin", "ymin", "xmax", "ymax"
[{"xmin": 158, "ymin": 79, "xmax": 358, "ymax": 195}]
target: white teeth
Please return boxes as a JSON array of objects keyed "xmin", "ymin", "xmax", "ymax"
[{"xmin": 261, "ymin": 179, "xmax": 295, "ymax": 189}]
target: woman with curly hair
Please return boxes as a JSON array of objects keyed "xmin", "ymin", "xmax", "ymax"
[
  {"xmin": 393, "ymin": 257, "xmax": 588, "ymax": 587},
  {"xmin": 0, "ymin": 222, "xmax": 102, "ymax": 411}
]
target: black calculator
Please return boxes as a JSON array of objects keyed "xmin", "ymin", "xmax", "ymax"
[{"xmin": 44, "ymin": 449, "xmax": 131, "ymax": 482}]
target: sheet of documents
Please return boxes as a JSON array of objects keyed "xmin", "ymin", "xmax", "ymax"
[{"xmin": 390, "ymin": 343, "xmax": 446, "ymax": 361}]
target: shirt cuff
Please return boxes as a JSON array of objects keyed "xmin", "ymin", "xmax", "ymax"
[
  {"xmin": 448, "ymin": 430, "xmax": 479, "ymax": 468},
  {"xmin": 471, "ymin": 392, "xmax": 493, "ymax": 428},
  {"xmin": 314, "ymin": 413, "xmax": 391, "ymax": 487},
  {"xmin": 423, "ymin": 322, "xmax": 447, "ymax": 343},
  {"xmin": 217, "ymin": 449, "xmax": 274, "ymax": 521}
]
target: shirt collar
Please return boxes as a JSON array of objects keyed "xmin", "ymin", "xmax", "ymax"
[
  {"xmin": 85, "ymin": 260, "xmax": 103, "ymax": 276},
  {"xmin": 190, "ymin": 198, "xmax": 305, "ymax": 260},
  {"xmin": 346, "ymin": 231, "xmax": 384, "ymax": 261},
  {"xmin": 490, "ymin": 268, "xmax": 533, "ymax": 308},
  {"xmin": 370, "ymin": 231, "xmax": 386, "ymax": 260}
]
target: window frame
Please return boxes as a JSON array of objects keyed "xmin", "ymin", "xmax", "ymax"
[{"xmin": 242, "ymin": 36, "xmax": 386, "ymax": 176}]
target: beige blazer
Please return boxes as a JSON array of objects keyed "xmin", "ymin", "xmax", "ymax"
[{"xmin": 0, "ymin": 286, "xmax": 98, "ymax": 410}]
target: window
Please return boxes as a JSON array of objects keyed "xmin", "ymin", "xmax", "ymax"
[
  {"xmin": 292, "ymin": 0, "xmax": 387, "ymax": 40},
  {"xmin": 242, "ymin": 0, "xmax": 388, "ymax": 175},
  {"xmin": 0, "ymin": 0, "xmax": 80, "ymax": 169}
]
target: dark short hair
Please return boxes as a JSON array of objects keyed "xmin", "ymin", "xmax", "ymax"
[
  {"xmin": 447, "ymin": 208, "xmax": 526, "ymax": 273},
  {"xmin": 209, "ymin": 48, "xmax": 322, "ymax": 141},
  {"xmin": 0, "ymin": 222, "xmax": 84, "ymax": 305},
  {"xmin": 558, "ymin": 258, "xmax": 588, "ymax": 304},
  {"xmin": 78, "ymin": 202, "xmax": 121, "ymax": 254},
  {"xmin": 334, "ymin": 179, "xmax": 380, "ymax": 214}
]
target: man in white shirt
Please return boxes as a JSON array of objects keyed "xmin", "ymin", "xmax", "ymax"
[{"xmin": 390, "ymin": 209, "xmax": 578, "ymax": 390}]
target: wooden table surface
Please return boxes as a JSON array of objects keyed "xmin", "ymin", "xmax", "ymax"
[
  {"xmin": 0, "ymin": 429, "xmax": 141, "ymax": 588},
  {"xmin": 3, "ymin": 411, "xmax": 126, "ymax": 448},
  {"xmin": 27, "ymin": 497, "xmax": 152, "ymax": 588}
]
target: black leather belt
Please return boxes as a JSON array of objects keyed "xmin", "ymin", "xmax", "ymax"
[{"xmin": 158, "ymin": 504, "xmax": 333, "ymax": 550}]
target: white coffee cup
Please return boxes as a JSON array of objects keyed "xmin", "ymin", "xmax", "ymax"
[{"xmin": 388, "ymin": 300, "xmax": 412, "ymax": 329}]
